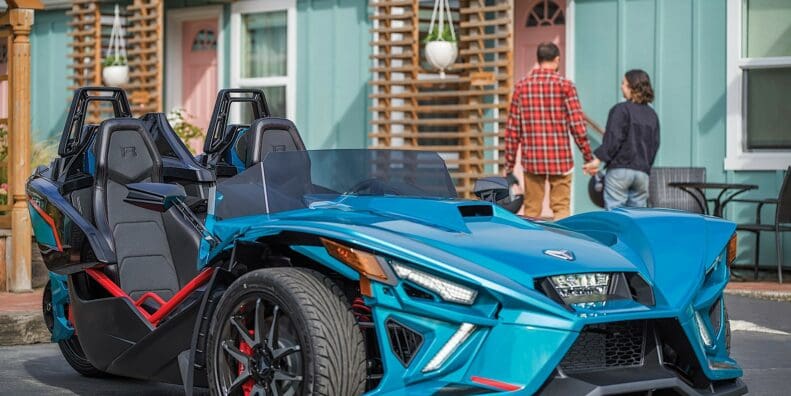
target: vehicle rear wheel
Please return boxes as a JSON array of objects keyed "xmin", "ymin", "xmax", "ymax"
[
  {"xmin": 206, "ymin": 268, "xmax": 366, "ymax": 396},
  {"xmin": 42, "ymin": 282, "xmax": 107, "ymax": 377}
]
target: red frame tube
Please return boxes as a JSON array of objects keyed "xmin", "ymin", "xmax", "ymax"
[
  {"xmin": 85, "ymin": 267, "xmax": 214, "ymax": 326},
  {"xmin": 149, "ymin": 268, "xmax": 214, "ymax": 325},
  {"xmin": 135, "ymin": 292, "xmax": 167, "ymax": 308}
]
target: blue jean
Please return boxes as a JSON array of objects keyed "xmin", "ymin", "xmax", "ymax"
[{"xmin": 604, "ymin": 168, "xmax": 649, "ymax": 210}]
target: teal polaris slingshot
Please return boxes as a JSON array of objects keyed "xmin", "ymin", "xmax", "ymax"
[{"xmin": 30, "ymin": 88, "xmax": 746, "ymax": 395}]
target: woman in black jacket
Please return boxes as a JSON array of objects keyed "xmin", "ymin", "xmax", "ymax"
[{"xmin": 594, "ymin": 69, "xmax": 660, "ymax": 210}]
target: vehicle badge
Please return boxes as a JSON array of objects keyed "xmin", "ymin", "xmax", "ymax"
[{"xmin": 544, "ymin": 249, "xmax": 575, "ymax": 261}]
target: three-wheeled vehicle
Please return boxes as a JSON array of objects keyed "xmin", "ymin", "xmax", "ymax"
[{"xmin": 32, "ymin": 87, "xmax": 746, "ymax": 395}]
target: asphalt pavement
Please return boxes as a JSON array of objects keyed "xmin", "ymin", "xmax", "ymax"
[{"xmin": 0, "ymin": 295, "xmax": 788, "ymax": 395}]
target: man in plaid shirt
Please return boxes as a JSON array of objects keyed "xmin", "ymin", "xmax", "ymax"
[{"xmin": 505, "ymin": 43, "xmax": 599, "ymax": 219}]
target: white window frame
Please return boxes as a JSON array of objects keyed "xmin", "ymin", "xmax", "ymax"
[
  {"xmin": 230, "ymin": 0, "xmax": 297, "ymax": 120},
  {"xmin": 725, "ymin": 0, "xmax": 791, "ymax": 170}
]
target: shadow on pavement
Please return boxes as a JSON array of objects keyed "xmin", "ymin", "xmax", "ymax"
[{"xmin": 22, "ymin": 353, "xmax": 208, "ymax": 395}]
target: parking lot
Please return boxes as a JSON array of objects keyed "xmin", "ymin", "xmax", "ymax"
[{"xmin": 0, "ymin": 294, "xmax": 788, "ymax": 395}]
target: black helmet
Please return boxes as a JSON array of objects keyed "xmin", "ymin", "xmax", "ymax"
[
  {"xmin": 473, "ymin": 174, "xmax": 524, "ymax": 214},
  {"xmin": 588, "ymin": 171, "xmax": 605, "ymax": 208}
]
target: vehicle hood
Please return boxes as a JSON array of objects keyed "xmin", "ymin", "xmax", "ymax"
[{"xmin": 213, "ymin": 197, "xmax": 644, "ymax": 287}]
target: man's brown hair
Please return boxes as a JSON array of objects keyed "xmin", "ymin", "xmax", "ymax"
[
  {"xmin": 536, "ymin": 42, "xmax": 560, "ymax": 63},
  {"xmin": 625, "ymin": 69, "xmax": 655, "ymax": 104}
]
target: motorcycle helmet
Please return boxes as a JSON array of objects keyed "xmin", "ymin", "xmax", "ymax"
[
  {"xmin": 473, "ymin": 174, "xmax": 524, "ymax": 214},
  {"xmin": 588, "ymin": 171, "xmax": 606, "ymax": 208}
]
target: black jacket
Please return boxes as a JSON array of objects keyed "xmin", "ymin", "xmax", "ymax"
[{"xmin": 594, "ymin": 101, "xmax": 660, "ymax": 174}]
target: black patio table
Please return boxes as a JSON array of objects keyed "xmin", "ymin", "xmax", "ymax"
[{"xmin": 667, "ymin": 182, "xmax": 758, "ymax": 217}]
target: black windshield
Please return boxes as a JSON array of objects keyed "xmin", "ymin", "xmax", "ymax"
[{"xmin": 214, "ymin": 149, "xmax": 456, "ymax": 219}]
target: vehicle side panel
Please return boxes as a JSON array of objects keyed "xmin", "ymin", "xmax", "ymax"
[{"xmin": 27, "ymin": 177, "xmax": 115, "ymax": 273}]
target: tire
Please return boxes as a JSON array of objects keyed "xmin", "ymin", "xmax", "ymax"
[
  {"xmin": 206, "ymin": 268, "xmax": 366, "ymax": 396},
  {"xmin": 42, "ymin": 282, "xmax": 107, "ymax": 377}
]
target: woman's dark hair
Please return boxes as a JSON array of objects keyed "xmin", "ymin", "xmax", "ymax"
[{"xmin": 625, "ymin": 69, "xmax": 654, "ymax": 104}]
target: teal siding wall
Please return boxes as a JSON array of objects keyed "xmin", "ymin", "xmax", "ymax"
[
  {"xmin": 573, "ymin": 0, "xmax": 789, "ymax": 268},
  {"xmin": 31, "ymin": 9, "xmax": 70, "ymax": 146},
  {"xmin": 165, "ymin": 0, "xmax": 370, "ymax": 149},
  {"xmin": 296, "ymin": 0, "xmax": 370, "ymax": 149}
]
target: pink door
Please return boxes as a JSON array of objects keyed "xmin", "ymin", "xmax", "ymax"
[
  {"xmin": 512, "ymin": 0, "xmax": 567, "ymax": 219},
  {"xmin": 181, "ymin": 19, "xmax": 218, "ymax": 153},
  {"xmin": 514, "ymin": 0, "xmax": 567, "ymax": 79}
]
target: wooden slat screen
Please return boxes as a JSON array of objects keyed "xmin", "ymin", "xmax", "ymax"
[
  {"xmin": 70, "ymin": 0, "xmax": 163, "ymax": 117},
  {"xmin": 369, "ymin": 0, "xmax": 512, "ymax": 197}
]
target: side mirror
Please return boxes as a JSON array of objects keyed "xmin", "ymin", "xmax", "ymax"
[{"xmin": 125, "ymin": 182, "xmax": 187, "ymax": 212}]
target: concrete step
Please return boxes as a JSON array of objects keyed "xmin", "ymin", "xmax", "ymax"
[
  {"xmin": 0, "ymin": 289, "xmax": 50, "ymax": 346},
  {"xmin": 0, "ymin": 312, "xmax": 50, "ymax": 346}
]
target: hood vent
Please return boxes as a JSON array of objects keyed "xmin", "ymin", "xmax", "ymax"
[{"xmin": 458, "ymin": 205, "xmax": 493, "ymax": 217}]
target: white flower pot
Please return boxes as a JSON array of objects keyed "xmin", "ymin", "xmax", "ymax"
[
  {"xmin": 102, "ymin": 65, "xmax": 129, "ymax": 86},
  {"xmin": 425, "ymin": 40, "xmax": 458, "ymax": 78}
]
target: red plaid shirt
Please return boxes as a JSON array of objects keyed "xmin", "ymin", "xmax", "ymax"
[{"xmin": 504, "ymin": 68, "xmax": 593, "ymax": 175}]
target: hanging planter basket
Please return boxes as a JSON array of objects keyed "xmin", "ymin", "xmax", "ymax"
[
  {"xmin": 103, "ymin": 65, "xmax": 129, "ymax": 86},
  {"xmin": 102, "ymin": 5, "xmax": 129, "ymax": 86},
  {"xmin": 424, "ymin": 0, "xmax": 457, "ymax": 78}
]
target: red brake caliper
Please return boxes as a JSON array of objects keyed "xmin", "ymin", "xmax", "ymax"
[{"xmin": 238, "ymin": 330, "xmax": 255, "ymax": 396}]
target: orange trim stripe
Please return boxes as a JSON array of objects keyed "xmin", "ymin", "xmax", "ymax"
[
  {"xmin": 28, "ymin": 199, "xmax": 63, "ymax": 252},
  {"xmin": 470, "ymin": 376, "xmax": 523, "ymax": 392}
]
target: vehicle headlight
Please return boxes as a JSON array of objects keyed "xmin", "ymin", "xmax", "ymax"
[
  {"xmin": 391, "ymin": 261, "xmax": 478, "ymax": 305},
  {"xmin": 549, "ymin": 273, "xmax": 610, "ymax": 304},
  {"xmin": 706, "ymin": 255, "xmax": 722, "ymax": 277},
  {"xmin": 707, "ymin": 233, "xmax": 738, "ymax": 277},
  {"xmin": 694, "ymin": 311, "xmax": 714, "ymax": 347}
]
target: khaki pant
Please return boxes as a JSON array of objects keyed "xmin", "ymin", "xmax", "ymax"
[{"xmin": 523, "ymin": 172, "xmax": 572, "ymax": 220}]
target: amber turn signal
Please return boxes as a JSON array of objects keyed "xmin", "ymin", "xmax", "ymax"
[
  {"xmin": 321, "ymin": 238, "xmax": 389, "ymax": 282},
  {"xmin": 726, "ymin": 233, "xmax": 738, "ymax": 266}
]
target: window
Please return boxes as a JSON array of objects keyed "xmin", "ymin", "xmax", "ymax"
[
  {"xmin": 526, "ymin": 0, "xmax": 565, "ymax": 27},
  {"xmin": 726, "ymin": 0, "xmax": 791, "ymax": 170},
  {"xmin": 191, "ymin": 29, "xmax": 217, "ymax": 52},
  {"xmin": 231, "ymin": 0, "xmax": 295, "ymax": 119}
]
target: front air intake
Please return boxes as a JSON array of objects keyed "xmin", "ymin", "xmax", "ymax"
[
  {"xmin": 560, "ymin": 320, "xmax": 647, "ymax": 372},
  {"xmin": 386, "ymin": 319, "xmax": 423, "ymax": 366}
]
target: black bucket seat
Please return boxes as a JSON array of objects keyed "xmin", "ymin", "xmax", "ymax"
[
  {"xmin": 92, "ymin": 119, "xmax": 201, "ymax": 300},
  {"xmin": 212, "ymin": 117, "xmax": 306, "ymax": 180},
  {"xmin": 243, "ymin": 117, "xmax": 306, "ymax": 168}
]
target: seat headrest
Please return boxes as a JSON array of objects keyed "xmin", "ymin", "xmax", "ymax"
[
  {"xmin": 94, "ymin": 118, "xmax": 162, "ymax": 185},
  {"xmin": 244, "ymin": 118, "xmax": 306, "ymax": 168}
]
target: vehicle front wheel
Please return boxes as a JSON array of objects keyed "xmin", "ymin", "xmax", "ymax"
[{"xmin": 206, "ymin": 268, "xmax": 366, "ymax": 396}]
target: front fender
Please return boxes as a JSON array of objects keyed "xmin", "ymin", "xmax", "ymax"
[{"xmin": 558, "ymin": 208, "xmax": 735, "ymax": 308}]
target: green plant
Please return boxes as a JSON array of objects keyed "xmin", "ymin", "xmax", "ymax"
[
  {"xmin": 167, "ymin": 108, "xmax": 205, "ymax": 154},
  {"xmin": 423, "ymin": 24, "xmax": 456, "ymax": 43},
  {"xmin": 0, "ymin": 126, "xmax": 9, "ymax": 207},
  {"xmin": 102, "ymin": 55, "xmax": 127, "ymax": 67},
  {"xmin": 31, "ymin": 138, "xmax": 59, "ymax": 169}
]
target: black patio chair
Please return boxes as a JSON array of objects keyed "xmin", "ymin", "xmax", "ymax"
[
  {"xmin": 727, "ymin": 167, "xmax": 791, "ymax": 283},
  {"xmin": 648, "ymin": 167, "xmax": 707, "ymax": 213}
]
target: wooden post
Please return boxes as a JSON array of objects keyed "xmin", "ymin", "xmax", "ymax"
[{"xmin": 7, "ymin": 8, "xmax": 34, "ymax": 292}]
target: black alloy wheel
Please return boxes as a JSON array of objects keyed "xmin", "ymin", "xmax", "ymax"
[
  {"xmin": 207, "ymin": 268, "xmax": 366, "ymax": 396},
  {"xmin": 218, "ymin": 297, "xmax": 303, "ymax": 395}
]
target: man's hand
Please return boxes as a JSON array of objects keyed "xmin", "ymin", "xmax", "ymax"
[{"xmin": 582, "ymin": 158, "xmax": 600, "ymax": 176}]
